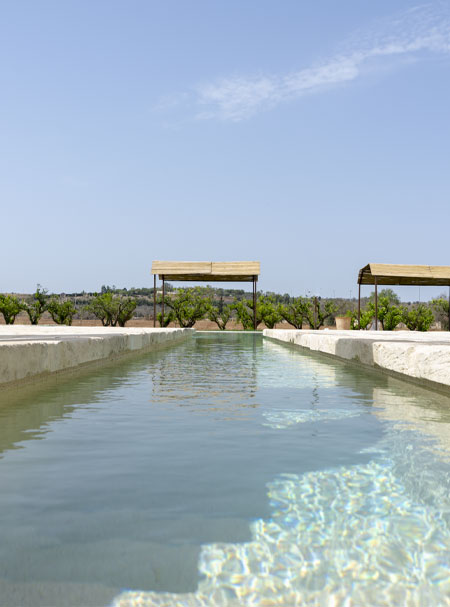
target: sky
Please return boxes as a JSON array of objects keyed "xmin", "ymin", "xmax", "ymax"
[{"xmin": 1, "ymin": 0, "xmax": 450, "ymax": 299}]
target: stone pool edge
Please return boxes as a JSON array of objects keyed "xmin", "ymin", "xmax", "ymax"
[
  {"xmin": 263, "ymin": 329, "xmax": 450, "ymax": 394},
  {"xmin": 0, "ymin": 327, "xmax": 194, "ymax": 388}
]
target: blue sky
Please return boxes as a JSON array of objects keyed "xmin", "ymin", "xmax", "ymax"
[{"xmin": 2, "ymin": 1, "xmax": 450, "ymax": 299}]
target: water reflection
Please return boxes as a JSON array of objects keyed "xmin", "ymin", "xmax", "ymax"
[
  {"xmin": 1, "ymin": 334, "xmax": 450, "ymax": 607},
  {"xmin": 261, "ymin": 339, "xmax": 337, "ymax": 389},
  {"xmin": 372, "ymin": 385, "xmax": 450, "ymax": 459},
  {"xmin": 112, "ymin": 337, "xmax": 450, "ymax": 607},
  {"xmin": 0, "ymin": 357, "xmax": 154, "ymax": 458},
  {"xmin": 150, "ymin": 333, "xmax": 259, "ymax": 409}
]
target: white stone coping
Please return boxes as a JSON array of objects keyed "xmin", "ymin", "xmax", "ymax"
[
  {"xmin": 263, "ymin": 329, "xmax": 450, "ymax": 391},
  {"xmin": 0, "ymin": 326, "xmax": 193, "ymax": 387}
]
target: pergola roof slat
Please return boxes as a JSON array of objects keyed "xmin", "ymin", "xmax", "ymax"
[
  {"xmin": 151, "ymin": 261, "xmax": 212, "ymax": 275},
  {"xmin": 151, "ymin": 261, "xmax": 260, "ymax": 282},
  {"xmin": 358, "ymin": 263, "xmax": 450, "ymax": 286}
]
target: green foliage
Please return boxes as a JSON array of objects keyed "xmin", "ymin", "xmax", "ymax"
[
  {"xmin": 233, "ymin": 296, "xmax": 281, "ymax": 330},
  {"xmin": 349, "ymin": 308, "xmax": 373, "ymax": 330},
  {"xmin": 279, "ymin": 297, "xmax": 310, "ymax": 329},
  {"xmin": 351, "ymin": 290, "xmax": 403, "ymax": 331},
  {"xmin": 116, "ymin": 297, "xmax": 137, "ymax": 327},
  {"xmin": 157, "ymin": 310, "xmax": 175, "ymax": 327},
  {"xmin": 380, "ymin": 306, "xmax": 403, "ymax": 331},
  {"xmin": 0, "ymin": 294, "xmax": 23, "ymax": 324},
  {"xmin": 369, "ymin": 295, "xmax": 402, "ymax": 330},
  {"xmin": 431, "ymin": 297, "xmax": 449, "ymax": 330},
  {"xmin": 85, "ymin": 292, "xmax": 116, "ymax": 326},
  {"xmin": 258, "ymin": 295, "xmax": 282, "ymax": 329},
  {"xmin": 84, "ymin": 292, "xmax": 137, "ymax": 327},
  {"xmin": 431, "ymin": 297, "xmax": 448, "ymax": 314},
  {"xmin": 207, "ymin": 303, "xmax": 233, "ymax": 330},
  {"xmin": 370, "ymin": 288, "xmax": 400, "ymax": 305},
  {"xmin": 232, "ymin": 298, "xmax": 263, "ymax": 330},
  {"xmin": 401, "ymin": 304, "xmax": 434, "ymax": 331},
  {"xmin": 47, "ymin": 299, "xmax": 77, "ymax": 326},
  {"xmin": 163, "ymin": 288, "xmax": 209, "ymax": 328},
  {"xmin": 22, "ymin": 285, "xmax": 48, "ymax": 325},
  {"xmin": 305, "ymin": 299, "xmax": 338, "ymax": 330}
]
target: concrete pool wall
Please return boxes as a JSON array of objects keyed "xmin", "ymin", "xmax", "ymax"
[
  {"xmin": 263, "ymin": 329, "xmax": 450, "ymax": 393},
  {"xmin": 3, "ymin": 326, "xmax": 450, "ymax": 393},
  {"xmin": 0, "ymin": 326, "xmax": 193, "ymax": 387}
]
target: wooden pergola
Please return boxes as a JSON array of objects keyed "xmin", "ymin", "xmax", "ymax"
[
  {"xmin": 357, "ymin": 263, "xmax": 450, "ymax": 330},
  {"xmin": 151, "ymin": 261, "xmax": 261, "ymax": 329}
]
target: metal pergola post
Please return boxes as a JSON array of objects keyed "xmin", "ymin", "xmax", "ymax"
[
  {"xmin": 374, "ymin": 277, "xmax": 378, "ymax": 331},
  {"xmin": 153, "ymin": 274, "xmax": 156, "ymax": 327},
  {"xmin": 253, "ymin": 276, "xmax": 257, "ymax": 331},
  {"xmin": 161, "ymin": 276, "xmax": 165, "ymax": 326},
  {"xmin": 357, "ymin": 282, "xmax": 361, "ymax": 330}
]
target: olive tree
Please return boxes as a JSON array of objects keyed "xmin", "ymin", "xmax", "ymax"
[{"xmin": 0, "ymin": 294, "xmax": 23, "ymax": 324}]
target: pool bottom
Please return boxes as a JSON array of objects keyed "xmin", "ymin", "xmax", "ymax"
[{"xmin": 113, "ymin": 428, "xmax": 450, "ymax": 607}]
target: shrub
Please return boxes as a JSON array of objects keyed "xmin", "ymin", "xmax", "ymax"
[
  {"xmin": 47, "ymin": 299, "xmax": 77, "ymax": 326},
  {"xmin": 431, "ymin": 297, "xmax": 449, "ymax": 330},
  {"xmin": 381, "ymin": 306, "xmax": 403, "ymax": 331},
  {"xmin": 116, "ymin": 297, "xmax": 137, "ymax": 327},
  {"xmin": 163, "ymin": 288, "xmax": 209, "ymax": 328},
  {"xmin": 207, "ymin": 303, "xmax": 233, "ymax": 330},
  {"xmin": 0, "ymin": 294, "xmax": 23, "ymax": 324},
  {"xmin": 157, "ymin": 310, "xmax": 175, "ymax": 327},
  {"xmin": 22, "ymin": 285, "xmax": 48, "ymax": 325},
  {"xmin": 258, "ymin": 296, "xmax": 282, "ymax": 329},
  {"xmin": 349, "ymin": 308, "xmax": 373, "ymax": 330},
  {"xmin": 84, "ymin": 292, "xmax": 137, "ymax": 327},
  {"xmin": 402, "ymin": 304, "xmax": 434, "ymax": 331},
  {"xmin": 369, "ymin": 294, "xmax": 402, "ymax": 330},
  {"xmin": 232, "ymin": 298, "xmax": 263, "ymax": 330},
  {"xmin": 279, "ymin": 297, "xmax": 310, "ymax": 329},
  {"xmin": 305, "ymin": 299, "xmax": 338, "ymax": 330}
]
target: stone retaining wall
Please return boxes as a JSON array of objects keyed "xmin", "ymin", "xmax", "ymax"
[
  {"xmin": 263, "ymin": 329, "xmax": 450, "ymax": 392},
  {"xmin": 0, "ymin": 326, "xmax": 193, "ymax": 387}
]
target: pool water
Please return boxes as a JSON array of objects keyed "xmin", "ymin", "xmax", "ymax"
[{"xmin": 0, "ymin": 332, "xmax": 450, "ymax": 606}]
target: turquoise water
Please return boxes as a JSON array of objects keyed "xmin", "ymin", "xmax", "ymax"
[{"xmin": 1, "ymin": 333, "xmax": 450, "ymax": 606}]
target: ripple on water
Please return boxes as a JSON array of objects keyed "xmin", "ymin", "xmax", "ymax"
[
  {"xmin": 112, "ymin": 431, "xmax": 450, "ymax": 607},
  {"xmin": 261, "ymin": 408, "xmax": 360, "ymax": 429}
]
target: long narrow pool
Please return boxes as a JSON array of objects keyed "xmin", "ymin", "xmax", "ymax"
[{"xmin": 1, "ymin": 333, "xmax": 450, "ymax": 606}]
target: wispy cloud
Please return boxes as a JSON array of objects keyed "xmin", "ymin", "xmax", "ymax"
[{"xmin": 167, "ymin": 2, "xmax": 450, "ymax": 122}]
